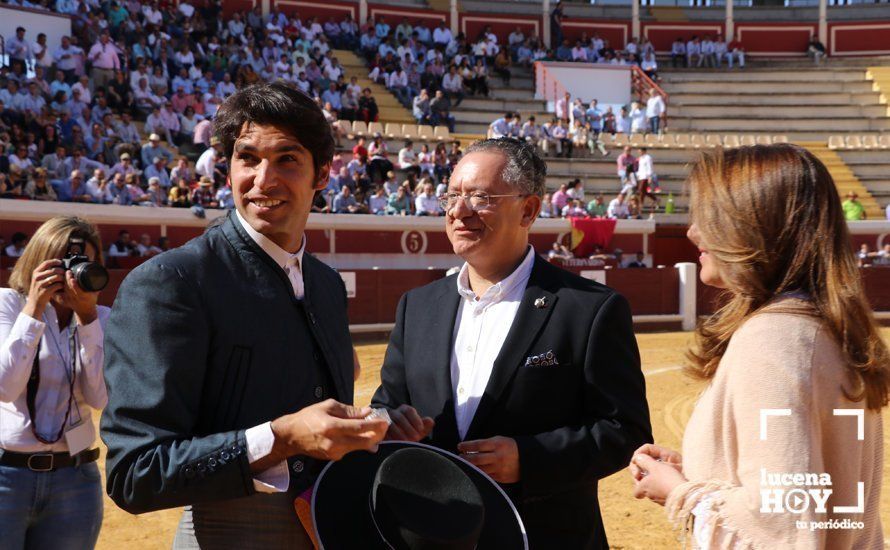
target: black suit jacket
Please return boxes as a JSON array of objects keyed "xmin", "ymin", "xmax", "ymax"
[
  {"xmin": 100, "ymin": 211, "xmax": 354, "ymax": 514},
  {"xmin": 372, "ymin": 255, "xmax": 652, "ymax": 549}
]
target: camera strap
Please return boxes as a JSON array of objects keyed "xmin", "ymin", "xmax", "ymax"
[{"xmin": 27, "ymin": 332, "xmax": 78, "ymax": 446}]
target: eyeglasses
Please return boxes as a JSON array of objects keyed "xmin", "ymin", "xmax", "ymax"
[{"xmin": 438, "ymin": 192, "xmax": 528, "ymax": 212}]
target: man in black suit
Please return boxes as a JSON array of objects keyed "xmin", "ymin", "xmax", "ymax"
[
  {"xmin": 372, "ymin": 138, "xmax": 652, "ymax": 548},
  {"xmin": 101, "ymin": 82, "xmax": 388, "ymax": 548}
]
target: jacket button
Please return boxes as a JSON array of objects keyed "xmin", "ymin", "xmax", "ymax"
[
  {"xmin": 184, "ymin": 466, "xmax": 196, "ymax": 479},
  {"xmin": 196, "ymin": 460, "xmax": 206, "ymax": 472},
  {"xmin": 314, "ymin": 386, "xmax": 323, "ymax": 399},
  {"xmin": 220, "ymin": 451, "xmax": 231, "ymax": 462},
  {"xmin": 208, "ymin": 457, "xmax": 218, "ymax": 469},
  {"xmin": 292, "ymin": 460, "xmax": 304, "ymax": 473}
]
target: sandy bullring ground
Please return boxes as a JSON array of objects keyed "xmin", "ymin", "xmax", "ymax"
[{"xmin": 94, "ymin": 330, "xmax": 890, "ymax": 549}]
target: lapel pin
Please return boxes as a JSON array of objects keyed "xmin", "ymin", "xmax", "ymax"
[{"xmin": 534, "ymin": 297, "xmax": 548, "ymax": 309}]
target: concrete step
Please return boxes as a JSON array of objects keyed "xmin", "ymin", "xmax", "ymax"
[
  {"xmin": 847, "ymin": 164, "xmax": 890, "ymax": 177},
  {"xmin": 661, "ymin": 70, "xmax": 867, "ymax": 83},
  {"xmin": 490, "ymin": 76, "xmax": 535, "ymax": 90},
  {"xmin": 458, "ymin": 97, "xmax": 547, "ymax": 111},
  {"xmin": 837, "ymin": 150, "xmax": 890, "ymax": 164},
  {"xmin": 663, "ymin": 81, "xmax": 875, "ymax": 94},
  {"xmin": 667, "ymin": 92, "xmax": 883, "ymax": 106},
  {"xmin": 668, "ymin": 117, "xmax": 890, "ymax": 133},
  {"xmin": 671, "ymin": 104, "xmax": 889, "ymax": 118},
  {"xmin": 490, "ymin": 88, "xmax": 538, "ymax": 100}
]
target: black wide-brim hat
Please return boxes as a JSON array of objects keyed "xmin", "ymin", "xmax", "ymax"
[{"xmin": 312, "ymin": 441, "xmax": 528, "ymax": 549}]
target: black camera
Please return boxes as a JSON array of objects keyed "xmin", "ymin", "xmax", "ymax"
[{"xmin": 61, "ymin": 237, "xmax": 109, "ymax": 292}]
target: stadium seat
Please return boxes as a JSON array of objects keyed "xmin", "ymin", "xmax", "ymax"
[
  {"xmin": 755, "ymin": 135, "xmax": 772, "ymax": 145},
  {"xmin": 723, "ymin": 135, "xmax": 740, "ymax": 148},
  {"xmin": 772, "ymin": 135, "xmax": 789, "ymax": 144},
  {"xmin": 629, "ymin": 134, "xmax": 645, "ymax": 147},
  {"xmin": 828, "ymin": 135, "xmax": 844, "ymax": 150},
  {"xmin": 401, "ymin": 125, "xmax": 419, "ymax": 140},
  {"xmin": 434, "ymin": 126, "xmax": 451, "ymax": 141},
  {"xmin": 657, "ymin": 134, "xmax": 676, "ymax": 147},
  {"xmin": 384, "ymin": 123, "xmax": 400, "ymax": 140},
  {"xmin": 705, "ymin": 135, "xmax": 722, "ymax": 148},
  {"xmin": 689, "ymin": 135, "xmax": 707, "ymax": 149},
  {"xmin": 337, "ymin": 120, "xmax": 352, "ymax": 138},
  {"xmin": 739, "ymin": 135, "xmax": 756, "ymax": 147},
  {"xmin": 845, "ymin": 135, "xmax": 863, "ymax": 149},
  {"xmin": 879, "ymin": 135, "xmax": 890, "ymax": 149},
  {"xmin": 862, "ymin": 135, "xmax": 879, "ymax": 149},
  {"xmin": 350, "ymin": 121, "xmax": 368, "ymax": 139},
  {"xmin": 368, "ymin": 122, "xmax": 384, "ymax": 136},
  {"xmin": 674, "ymin": 134, "xmax": 691, "ymax": 148},
  {"xmin": 417, "ymin": 125, "xmax": 435, "ymax": 141},
  {"xmin": 612, "ymin": 134, "xmax": 629, "ymax": 147}
]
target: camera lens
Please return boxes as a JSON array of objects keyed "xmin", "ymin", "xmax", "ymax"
[{"xmin": 70, "ymin": 262, "xmax": 109, "ymax": 292}]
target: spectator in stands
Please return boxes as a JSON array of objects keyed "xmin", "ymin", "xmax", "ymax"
[
  {"xmin": 493, "ymin": 48, "xmax": 512, "ymax": 86},
  {"xmin": 625, "ymin": 252, "xmax": 648, "ymax": 268},
  {"xmin": 587, "ymin": 194, "xmax": 608, "ymax": 218},
  {"xmin": 842, "ymin": 191, "xmax": 866, "ymax": 221},
  {"xmin": 808, "ymin": 35, "xmax": 827, "ymax": 65},
  {"xmin": 190, "ymin": 176, "xmax": 218, "ymax": 209},
  {"xmin": 686, "ymin": 35, "xmax": 701, "ymax": 67},
  {"xmin": 615, "ymin": 107, "xmax": 631, "ymax": 135},
  {"xmin": 143, "ymin": 178, "xmax": 167, "ymax": 207},
  {"xmin": 555, "ymin": 91, "xmax": 571, "ymax": 123},
  {"xmin": 700, "ymin": 35, "xmax": 716, "ymax": 68},
  {"xmin": 108, "ymin": 230, "xmax": 137, "ymax": 257},
  {"xmin": 641, "ymin": 52, "xmax": 659, "ymax": 81},
  {"xmin": 442, "ymin": 65, "xmax": 465, "ymax": 107},
  {"xmin": 195, "ymin": 137, "xmax": 225, "ymax": 187},
  {"xmin": 58, "ymin": 170, "xmax": 94, "ymax": 203},
  {"xmin": 563, "ymin": 199, "xmax": 588, "ymax": 219},
  {"xmin": 713, "ymin": 36, "xmax": 728, "ymax": 68},
  {"xmin": 418, "ymin": 144, "xmax": 435, "ymax": 179},
  {"xmin": 519, "ymin": 115, "xmax": 541, "ymax": 148},
  {"xmin": 551, "ymin": 118, "xmax": 572, "ymax": 158},
  {"xmin": 429, "ymin": 90, "xmax": 456, "ymax": 132},
  {"xmin": 646, "ymin": 90, "xmax": 666, "ymax": 135},
  {"xmin": 433, "ymin": 21, "xmax": 453, "ymax": 49},
  {"xmin": 875, "ymin": 244, "xmax": 890, "ymax": 266},
  {"xmin": 358, "ymin": 88, "xmax": 380, "ymax": 124},
  {"xmin": 489, "ymin": 112, "xmax": 515, "ymax": 139},
  {"xmin": 726, "ymin": 37, "xmax": 746, "ymax": 69},
  {"xmin": 5, "ymin": 232, "xmax": 28, "ymax": 258},
  {"xmin": 635, "ymin": 148, "xmax": 660, "ymax": 212},
  {"xmin": 215, "ymin": 182, "xmax": 234, "ymax": 210},
  {"xmin": 566, "ymin": 178, "xmax": 585, "ymax": 203},
  {"xmin": 886, "ymin": 202, "xmax": 890, "ymax": 221},
  {"xmin": 108, "ymin": 152, "xmax": 138, "ymax": 180},
  {"xmin": 333, "ymin": 185, "xmax": 360, "ymax": 214},
  {"xmin": 144, "ymin": 157, "xmax": 171, "ymax": 190},
  {"xmin": 24, "ymin": 168, "xmax": 57, "ymax": 201},
  {"xmin": 386, "ymin": 184, "xmax": 412, "ymax": 215},
  {"xmin": 551, "ymin": 182, "xmax": 569, "ymax": 214},
  {"xmin": 671, "ymin": 37, "xmax": 687, "ymax": 68},
  {"xmin": 413, "ymin": 89, "xmax": 431, "ymax": 125},
  {"xmin": 168, "ymin": 178, "xmax": 192, "ymax": 208},
  {"xmin": 415, "ymin": 181, "xmax": 442, "ymax": 216},
  {"xmin": 398, "ymin": 140, "xmax": 421, "ymax": 179},
  {"xmin": 88, "ymin": 32, "xmax": 122, "ymax": 91},
  {"xmin": 608, "ymin": 193, "xmax": 630, "ymax": 219},
  {"xmin": 136, "ymin": 234, "xmax": 162, "ymax": 257},
  {"xmin": 368, "ymin": 186, "xmax": 389, "ymax": 215},
  {"xmin": 548, "ymin": 241, "xmax": 574, "ymax": 261}
]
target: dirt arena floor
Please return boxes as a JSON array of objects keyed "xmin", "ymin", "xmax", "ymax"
[{"xmin": 94, "ymin": 329, "xmax": 890, "ymax": 549}]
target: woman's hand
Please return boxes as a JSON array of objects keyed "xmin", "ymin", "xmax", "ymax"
[
  {"xmin": 56, "ymin": 270, "xmax": 99, "ymax": 326},
  {"xmin": 630, "ymin": 444, "xmax": 687, "ymax": 506},
  {"xmin": 22, "ymin": 260, "xmax": 65, "ymax": 320}
]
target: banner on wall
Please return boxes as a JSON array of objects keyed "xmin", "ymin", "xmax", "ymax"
[{"xmin": 571, "ymin": 218, "xmax": 617, "ymax": 257}]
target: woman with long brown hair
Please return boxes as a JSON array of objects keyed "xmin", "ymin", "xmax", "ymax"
[
  {"xmin": 630, "ymin": 144, "xmax": 888, "ymax": 548},
  {"xmin": 0, "ymin": 217, "xmax": 109, "ymax": 547}
]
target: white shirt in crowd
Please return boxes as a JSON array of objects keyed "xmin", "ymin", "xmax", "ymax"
[
  {"xmin": 0, "ymin": 289, "xmax": 110, "ymax": 453},
  {"xmin": 636, "ymin": 153, "xmax": 653, "ymax": 180},
  {"xmin": 608, "ymin": 198, "xmax": 630, "ymax": 219},
  {"xmin": 451, "ymin": 246, "xmax": 534, "ymax": 439},
  {"xmin": 415, "ymin": 193, "xmax": 441, "ymax": 215},
  {"xmin": 235, "ymin": 209, "xmax": 308, "ymax": 493},
  {"xmin": 646, "ymin": 95, "xmax": 665, "ymax": 119}
]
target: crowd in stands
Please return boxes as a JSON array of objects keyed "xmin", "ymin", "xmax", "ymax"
[
  {"xmin": 487, "ymin": 89, "xmax": 666, "ymax": 160},
  {"xmin": 1, "ymin": 228, "xmax": 167, "ymax": 259}
]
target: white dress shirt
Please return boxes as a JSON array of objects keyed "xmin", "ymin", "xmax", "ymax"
[
  {"xmin": 0, "ymin": 289, "xmax": 110, "ymax": 453},
  {"xmin": 450, "ymin": 246, "xmax": 535, "ymax": 439},
  {"xmin": 236, "ymin": 210, "xmax": 307, "ymax": 493}
]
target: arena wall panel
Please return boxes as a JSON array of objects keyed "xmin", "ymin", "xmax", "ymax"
[
  {"xmin": 459, "ymin": 13, "xmax": 541, "ymax": 45},
  {"xmin": 829, "ymin": 22, "xmax": 890, "ymax": 57},
  {"xmin": 641, "ymin": 23, "xmax": 725, "ymax": 54},
  {"xmin": 560, "ymin": 20, "xmax": 629, "ymax": 50},
  {"xmin": 367, "ymin": 4, "xmax": 449, "ymax": 28},
  {"xmin": 734, "ymin": 23, "xmax": 816, "ymax": 56},
  {"xmin": 271, "ymin": 0, "xmax": 356, "ymax": 21}
]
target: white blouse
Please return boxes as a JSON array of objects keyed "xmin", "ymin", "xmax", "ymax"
[{"xmin": 0, "ymin": 288, "xmax": 109, "ymax": 453}]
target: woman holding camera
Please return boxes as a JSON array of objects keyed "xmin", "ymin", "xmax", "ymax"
[{"xmin": 0, "ymin": 216, "xmax": 109, "ymax": 548}]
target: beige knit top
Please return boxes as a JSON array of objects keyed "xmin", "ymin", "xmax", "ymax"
[{"xmin": 665, "ymin": 301, "xmax": 884, "ymax": 549}]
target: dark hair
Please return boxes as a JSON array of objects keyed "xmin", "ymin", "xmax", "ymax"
[
  {"xmin": 465, "ymin": 138, "xmax": 546, "ymax": 198},
  {"xmin": 12, "ymin": 232, "xmax": 27, "ymax": 244},
  {"xmin": 213, "ymin": 81, "xmax": 335, "ymax": 179}
]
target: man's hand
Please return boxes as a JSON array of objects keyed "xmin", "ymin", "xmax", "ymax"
[
  {"xmin": 385, "ymin": 404, "xmax": 434, "ymax": 442},
  {"xmin": 457, "ymin": 436, "xmax": 520, "ymax": 484},
  {"xmin": 259, "ymin": 399, "xmax": 388, "ymax": 471}
]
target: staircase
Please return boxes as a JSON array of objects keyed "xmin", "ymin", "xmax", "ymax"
[
  {"xmin": 800, "ymin": 142, "xmax": 883, "ymax": 219},
  {"xmin": 335, "ymin": 49, "xmax": 414, "ymax": 124},
  {"xmin": 866, "ymin": 66, "xmax": 890, "ymax": 117}
]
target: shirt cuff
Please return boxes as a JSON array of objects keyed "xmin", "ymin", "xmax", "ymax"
[{"xmin": 245, "ymin": 422, "xmax": 290, "ymax": 493}]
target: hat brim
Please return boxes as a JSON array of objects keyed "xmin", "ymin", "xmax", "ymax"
[{"xmin": 312, "ymin": 441, "xmax": 528, "ymax": 550}]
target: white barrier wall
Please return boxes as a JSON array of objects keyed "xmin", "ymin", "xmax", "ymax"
[
  {"xmin": 0, "ymin": 6, "xmax": 71, "ymax": 61},
  {"xmin": 536, "ymin": 62, "xmax": 632, "ymax": 111}
]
